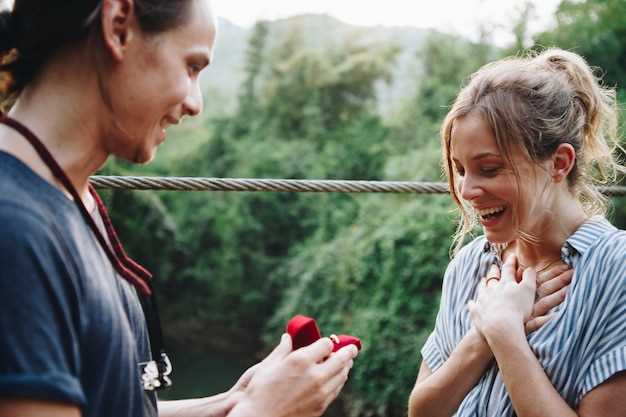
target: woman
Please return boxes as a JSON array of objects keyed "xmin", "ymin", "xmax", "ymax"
[
  {"xmin": 408, "ymin": 49, "xmax": 625, "ymax": 417},
  {"xmin": 0, "ymin": 1, "xmax": 357, "ymax": 417}
]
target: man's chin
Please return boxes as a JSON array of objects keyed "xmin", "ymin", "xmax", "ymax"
[{"xmin": 130, "ymin": 147, "xmax": 156, "ymax": 165}]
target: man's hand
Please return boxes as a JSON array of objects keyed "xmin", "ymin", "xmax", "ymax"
[{"xmin": 229, "ymin": 333, "xmax": 358, "ymax": 417}]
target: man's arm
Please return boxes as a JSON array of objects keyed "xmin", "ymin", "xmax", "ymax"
[
  {"xmin": 158, "ymin": 394, "xmax": 238, "ymax": 417},
  {"xmin": 0, "ymin": 398, "xmax": 81, "ymax": 417},
  {"xmin": 159, "ymin": 334, "xmax": 357, "ymax": 417}
]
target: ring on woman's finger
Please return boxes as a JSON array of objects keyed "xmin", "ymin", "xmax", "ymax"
[{"xmin": 485, "ymin": 276, "xmax": 500, "ymax": 286}]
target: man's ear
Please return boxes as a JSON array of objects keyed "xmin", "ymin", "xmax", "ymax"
[
  {"xmin": 100, "ymin": 0, "xmax": 136, "ymax": 61},
  {"xmin": 551, "ymin": 143, "xmax": 577, "ymax": 183}
]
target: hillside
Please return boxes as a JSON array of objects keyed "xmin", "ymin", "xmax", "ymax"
[{"xmin": 202, "ymin": 14, "xmax": 430, "ymax": 116}]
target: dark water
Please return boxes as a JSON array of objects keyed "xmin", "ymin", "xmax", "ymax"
[{"xmin": 158, "ymin": 347, "xmax": 255, "ymax": 400}]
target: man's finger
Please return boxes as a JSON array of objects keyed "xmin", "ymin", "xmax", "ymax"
[
  {"xmin": 232, "ymin": 363, "xmax": 260, "ymax": 391},
  {"xmin": 293, "ymin": 337, "xmax": 334, "ymax": 364},
  {"xmin": 264, "ymin": 333, "xmax": 293, "ymax": 363},
  {"xmin": 322, "ymin": 360, "xmax": 353, "ymax": 408},
  {"xmin": 317, "ymin": 345, "xmax": 358, "ymax": 379}
]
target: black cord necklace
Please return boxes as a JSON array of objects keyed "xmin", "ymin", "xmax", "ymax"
[{"xmin": 0, "ymin": 115, "xmax": 172, "ymax": 391}]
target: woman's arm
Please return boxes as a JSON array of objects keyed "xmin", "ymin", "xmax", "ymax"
[
  {"xmin": 486, "ymin": 327, "xmax": 625, "ymax": 417},
  {"xmin": 409, "ymin": 262, "xmax": 572, "ymax": 417},
  {"xmin": 408, "ymin": 327, "xmax": 493, "ymax": 417},
  {"xmin": 470, "ymin": 256, "xmax": 625, "ymax": 417}
]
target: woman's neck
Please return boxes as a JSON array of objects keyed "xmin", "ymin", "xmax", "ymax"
[{"xmin": 513, "ymin": 198, "xmax": 587, "ymax": 268}]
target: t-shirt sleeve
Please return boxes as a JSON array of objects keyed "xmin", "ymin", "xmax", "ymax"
[
  {"xmin": 420, "ymin": 254, "xmax": 462, "ymax": 372},
  {"xmin": 0, "ymin": 207, "xmax": 85, "ymax": 407},
  {"xmin": 579, "ymin": 241, "xmax": 626, "ymax": 400}
]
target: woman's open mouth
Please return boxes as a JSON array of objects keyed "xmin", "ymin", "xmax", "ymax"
[{"xmin": 478, "ymin": 205, "xmax": 507, "ymax": 227}]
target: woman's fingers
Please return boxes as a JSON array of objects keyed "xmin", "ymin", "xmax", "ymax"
[
  {"xmin": 520, "ymin": 267, "xmax": 537, "ymax": 292},
  {"xmin": 536, "ymin": 268, "xmax": 573, "ymax": 298},
  {"xmin": 526, "ymin": 267, "xmax": 573, "ymax": 334},
  {"xmin": 533, "ymin": 285, "xmax": 569, "ymax": 318},
  {"xmin": 525, "ymin": 314, "xmax": 552, "ymax": 334},
  {"xmin": 500, "ymin": 255, "xmax": 518, "ymax": 283},
  {"xmin": 536, "ymin": 262, "xmax": 570, "ymax": 285}
]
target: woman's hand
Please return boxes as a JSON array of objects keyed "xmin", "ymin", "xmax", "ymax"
[
  {"xmin": 525, "ymin": 262, "xmax": 572, "ymax": 334},
  {"xmin": 468, "ymin": 255, "xmax": 536, "ymax": 341}
]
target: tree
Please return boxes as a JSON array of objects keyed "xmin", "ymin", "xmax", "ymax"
[{"xmin": 534, "ymin": 0, "xmax": 626, "ymax": 89}]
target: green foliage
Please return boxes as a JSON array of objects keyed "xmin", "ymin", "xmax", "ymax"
[
  {"xmin": 118, "ymin": 29, "xmax": 404, "ymax": 355},
  {"xmin": 534, "ymin": 0, "xmax": 626, "ymax": 89},
  {"xmin": 100, "ymin": 5, "xmax": 625, "ymax": 416},
  {"xmin": 265, "ymin": 196, "xmax": 456, "ymax": 417}
]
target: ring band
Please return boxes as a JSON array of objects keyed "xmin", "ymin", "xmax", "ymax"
[{"xmin": 485, "ymin": 276, "xmax": 499, "ymax": 285}]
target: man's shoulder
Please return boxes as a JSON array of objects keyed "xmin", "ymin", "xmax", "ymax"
[{"xmin": 0, "ymin": 200, "xmax": 52, "ymax": 241}]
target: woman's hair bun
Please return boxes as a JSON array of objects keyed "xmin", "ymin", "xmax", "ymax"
[{"xmin": 0, "ymin": 10, "xmax": 16, "ymax": 53}]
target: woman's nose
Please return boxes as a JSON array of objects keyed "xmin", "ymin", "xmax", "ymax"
[{"xmin": 459, "ymin": 174, "xmax": 483, "ymax": 201}]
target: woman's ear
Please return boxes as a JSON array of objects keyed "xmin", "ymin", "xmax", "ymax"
[
  {"xmin": 100, "ymin": 0, "xmax": 136, "ymax": 62},
  {"xmin": 551, "ymin": 143, "xmax": 577, "ymax": 183}
]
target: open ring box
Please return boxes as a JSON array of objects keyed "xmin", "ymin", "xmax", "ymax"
[{"xmin": 286, "ymin": 315, "xmax": 362, "ymax": 352}]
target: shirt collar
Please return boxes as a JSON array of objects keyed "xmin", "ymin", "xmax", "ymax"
[
  {"xmin": 563, "ymin": 215, "xmax": 616, "ymax": 257},
  {"xmin": 482, "ymin": 216, "xmax": 615, "ymax": 260}
]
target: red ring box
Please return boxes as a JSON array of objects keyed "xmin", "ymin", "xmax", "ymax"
[{"xmin": 286, "ymin": 315, "xmax": 362, "ymax": 352}]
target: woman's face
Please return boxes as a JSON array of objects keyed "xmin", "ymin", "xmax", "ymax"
[
  {"xmin": 450, "ymin": 113, "xmax": 552, "ymax": 244},
  {"xmin": 105, "ymin": 0, "xmax": 216, "ymax": 163}
]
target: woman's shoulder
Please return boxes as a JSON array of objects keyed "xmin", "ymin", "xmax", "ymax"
[
  {"xmin": 451, "ymin": 235, "xmax": 491, "ymax": 267},
  {"xmin": 443, "ymin": 235, "xmax": 491, "ymax": 285},
  {"xmin": 574, "ymin": 217, "xmax": 625, "ymax": 265}
]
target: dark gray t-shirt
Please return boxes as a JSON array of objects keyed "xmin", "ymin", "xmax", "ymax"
[{"xmin": 0, "ymin": 151, "xmax": 157, "ymax": 417}]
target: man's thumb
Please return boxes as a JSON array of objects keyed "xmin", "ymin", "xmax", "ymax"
[{"xmin": 265, "ymin": 333, "xmax": 293, "ymax": 362}]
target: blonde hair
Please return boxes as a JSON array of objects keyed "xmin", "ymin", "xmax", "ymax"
[{"xmin": 441, "ymin": 48, "xmax": 625, "ymax": 254}]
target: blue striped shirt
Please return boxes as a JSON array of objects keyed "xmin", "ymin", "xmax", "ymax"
[{"xmin": 421, "ymin": 216, "xmax": 626, "ymax": 416}]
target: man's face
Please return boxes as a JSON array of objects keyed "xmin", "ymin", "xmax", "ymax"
[{"xmin": 105, "ymin": 0, "xmax": 216, "ymax": 164}]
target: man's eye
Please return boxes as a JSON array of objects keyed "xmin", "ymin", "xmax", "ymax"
[{"xmin": 188, "ymin": 64, "xmax": 203, "ymax": 76}]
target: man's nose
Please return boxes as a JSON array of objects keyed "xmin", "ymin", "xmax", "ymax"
[{"xmin": 183, "ymin": 81, "xmax": 203, "ymax": 117}]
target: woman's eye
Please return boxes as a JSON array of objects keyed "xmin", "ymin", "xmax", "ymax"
[
  {"xmin": 456, "ymin": 167, "xmax": 465, "ymax": 177},
  {"xmin": 480, "ymin": 167, "xmax": 501, "ymax": 176}
]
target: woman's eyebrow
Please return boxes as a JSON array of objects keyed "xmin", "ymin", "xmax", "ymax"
[{"xmin": 473, "ymin": 152, "xmax": 501, "ymax": 160}]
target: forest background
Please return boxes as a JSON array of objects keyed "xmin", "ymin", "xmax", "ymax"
[{"xmin": 101, "ymin": 1, "xmax": 626, "ymax": 416}]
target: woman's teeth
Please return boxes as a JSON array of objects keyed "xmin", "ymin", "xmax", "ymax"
[{"xmin": 478, "ymin": 206, "xmax": 506, "ymax": 219}]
